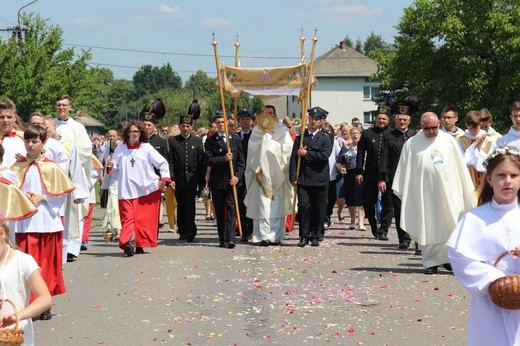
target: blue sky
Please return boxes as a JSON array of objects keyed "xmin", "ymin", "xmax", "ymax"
[{"xmin": 1, "ymin": 0, "xmax": 414, "ymax": 82}]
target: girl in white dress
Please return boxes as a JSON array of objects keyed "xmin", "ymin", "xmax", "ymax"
[
  {"xmin": 447, "ymin": 147, "xmax": 520, "ymax": 345},
  {"xmin": 0, "ymin": 221, "xmax": 51, "ymax": 346}
]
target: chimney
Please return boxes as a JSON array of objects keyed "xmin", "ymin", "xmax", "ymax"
[{"xmin": 339, "ymin": 41, "xmax": 346, "ymax": 49}]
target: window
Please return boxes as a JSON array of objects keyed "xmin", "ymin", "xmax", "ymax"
[
  {"xmin": 363, "ymin": 111, "xmax": 376, "ymax": 124},
  {"xmin": 363, "ymin": 86, "xmax": 380, "ymax": 100}
]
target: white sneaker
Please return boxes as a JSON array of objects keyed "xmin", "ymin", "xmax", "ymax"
[
  {"xmin": 358, "ymin": 225, "xmax": 367, "ymax": 231},
  {"xmin": 348, "ymin": 224, "xmax": 356, "ymax": 230}
]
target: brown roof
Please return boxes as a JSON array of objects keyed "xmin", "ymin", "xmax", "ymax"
[
  {"xmin": 313, "ymin": 42, "xmax": 378, "ymax": 78},
  {"xmin": 74, "ymin": 112, "xmax": 105, "ymax": 127}
]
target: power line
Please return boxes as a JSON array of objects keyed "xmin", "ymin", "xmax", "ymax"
[
  {"xmin": 65, "ymin": 42, "xmax": 376, "ymax": 61},
  {"xmin": 87, "ymin": 61, "xmax": 216, "ymax": 75},
  {"xmin": 65, "ymin": 42, "xmax": 300, "ymax": 60},
  {"xmin": 0, "ymin": 16, "xmax": 16, "ymax": 26}
]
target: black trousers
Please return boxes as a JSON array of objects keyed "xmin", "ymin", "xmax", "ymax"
[
  {"xmin": 237, "ymin": 185, "xmax": 253, "ymax": 239},
  {"xmin": 391, "ymin": 191, "xmax": 411, "ymax": 243},
  {"xmin": 211, "ymin": 188, "xmax": 237, "ymax": 244},
  {"xmin": 298, "ymin": 185, "xmax": 327, "ymax": 240},
  {"xmin": 175, "ymin": 189, "xmax": 197, "ymax": 239},
  {"xmin": 362, "ymin": 181, "xmax": 393, "ymax": 236},
  {"xmin": 100, "ymin": 189, "xmax": 108, "ymax": 208},
  {"xmin": 325, "ymin": 179, "xmax": 337, "ymax": 226}
]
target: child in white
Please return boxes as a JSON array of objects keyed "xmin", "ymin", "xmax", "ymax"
[
  {"xmin": 0, "ymin": 221, "xmax": 51, "ymax": 346},
  {"xmin": 447, "ymin": 147, "xmax": 520, "ymax": 345}
]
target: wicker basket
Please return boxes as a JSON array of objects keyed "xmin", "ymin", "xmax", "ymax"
[
  {"xmin": 0, "ymin": 299, "xmax": 24, "ymax": 346},
  {"xmin": 488, "ymin": 251, "xmax": 520, "ymax": 310}
]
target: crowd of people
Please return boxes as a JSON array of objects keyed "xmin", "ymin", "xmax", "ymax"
[{"xmin": 3, "ymin": 94, "xmax": 520, "ymax": 343}]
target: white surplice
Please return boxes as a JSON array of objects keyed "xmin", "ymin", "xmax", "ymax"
[{"xmin": 1, "ymin": 133, "xmax": 26, "ymax": 168}]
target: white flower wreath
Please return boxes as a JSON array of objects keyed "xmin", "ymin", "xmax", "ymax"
[{"xmin": 483, "ymin": 147, "xmax": 520, "ymax": 168}]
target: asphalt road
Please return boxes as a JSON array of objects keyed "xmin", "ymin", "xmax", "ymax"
[{"xmin": 34, "ymin": 202, "xmax": 469, "ymax": 345}]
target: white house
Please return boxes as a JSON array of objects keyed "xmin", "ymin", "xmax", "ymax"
[{"xmin": 287, "ymin": 41, "xmax": 380, "ymax": 127}]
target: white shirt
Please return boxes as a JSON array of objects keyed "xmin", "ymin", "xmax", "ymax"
[
  {"xmin": 112, "ymin": 142, "xmax": 171, "ymax": 200},
  {"xmin": 0, "ymin": 133, "xmax": 25, "ymax": 168},
  {"xmin": 44, "ymin": 137, "xmax": 69, "ymax": 173}
]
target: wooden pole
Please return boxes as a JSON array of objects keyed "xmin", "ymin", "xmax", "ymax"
[
  {"xmin": 300, "ymin": 28, "xmax": 305, "ymax": 64},
  {"xmin": 211, "ymin": 32, "xmax": 243, "ymax": 237},
  {"xmin": 233, "ymin": 34, "xmax": 240, "ymax": 129},
  {"xmin": 290, "ymin": 28, "xmax": 318, "ymax": 233}
]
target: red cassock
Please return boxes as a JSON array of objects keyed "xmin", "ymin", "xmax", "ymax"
[
  {"xmin": 118, "ymin": 189, "xmax": 161, "ymax": 248},
  {"xmin": 17, "ymin": 232, "xmax": 65, "ymax": 297}
]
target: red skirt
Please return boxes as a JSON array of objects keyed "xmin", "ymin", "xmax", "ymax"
[
  {"xmin": 118, "ymin": 190, "xmax": 161, "ymax": 248},
  {"xmin": 16, "ymin": 232, "xmax": 66, "ymax": 296}
]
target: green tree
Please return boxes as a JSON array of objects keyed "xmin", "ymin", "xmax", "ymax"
[
  {"xmin": 132, "ymin": 63, "xmax": 182, "ymax": 97},
  {"xmin": 363, "ymin": 32, "xmax": 393, "ymax": 58},
  {"xmin": 342, "ymin": 36, "xmax": 354, "ymax": 49},
  {"xmin": 104, "ymin": 79, "xmax": 135, "ymax": 128},
  {"xmin": 184, "ymin": 70, "xmax": 215, "ymax": 99},
  {"xmin": 354, "ymin": 38, "xmax": 363, "ymax": 54},
  {"xmin": 373, "ymin": 0, "xmax": 520, "ymax": 132},
  {"xmin": 76, "ymin": 67, "xmax": 114, "ymax": 122},
  {"xmin": 342, "ymin": 35, "xmax": 363, "ymax": 53},
  {"xmin": 0, "ymin": 13, "xmax": 102, "ymax": 120}
]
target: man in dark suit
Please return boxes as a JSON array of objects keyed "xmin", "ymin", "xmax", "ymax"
[
  {"xmin": 205, "ymin": 112, "xmax": 245, "ymax": 248},
  {"xmin": 355, "ymin": 106, "xmax": 393, "ymax": 241},
  {"xmin": 378, "ymin": 104, "xmax": 416, "ymax": 249},
  {"xmin": 168, "ymin": 115, "xmax": 206, "ymax": 242},
  {"xmin": 289, "ymin": 106, "xmax": 333, "ymax": 247},
  {"xmin": 236, "ymin": 109, "xmax": 254, "ymax": 242}
]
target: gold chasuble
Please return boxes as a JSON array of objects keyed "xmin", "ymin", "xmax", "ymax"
[
  {"xmin": 0, "ymin": 177, "xmax": 38, "ymax": 221},
  {"xmin": 12, "ymin": 155, "xmax": 75, "ymax": 196}
]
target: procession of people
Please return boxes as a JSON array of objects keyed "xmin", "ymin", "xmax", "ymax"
[{"xmin": 4, "ymin": 93, "xmax": 520, "ymax": 344}]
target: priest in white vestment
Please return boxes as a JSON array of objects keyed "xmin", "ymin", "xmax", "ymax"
[
  {"xmin": 393, "ymin": 112, "xmax": 475, "ymax": 274},
  {"xmin": 244, "ymin": 106, "xmax": 293, "ymax": 246}
]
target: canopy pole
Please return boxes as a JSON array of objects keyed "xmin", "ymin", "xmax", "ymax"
[
  {"xmin": 212, "ymin": 32, "xmax": 243, "ymax": 237},
  {"xmin": 233, "ymin": 34, "xmax": 240, "ymax": 129},
  {"xmin": 290, "ymin": 28, "xmax": 318, "ymax": 233},
  {"xmin": 300, "ymin": 28, "xmax": 305, "ymax": 64}
]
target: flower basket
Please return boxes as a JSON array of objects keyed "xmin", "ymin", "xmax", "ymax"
[
  {"xmin": 0, "ymin": 299, "xmax": 24, "ymax": 346},
  {"xmin": 488, "ymin": 251, "xmax": 520, "ymax": 310}
]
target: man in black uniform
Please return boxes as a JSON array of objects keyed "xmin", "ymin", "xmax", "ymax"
[
  {"xmin": 355, "ymin": 106, "xmax": 392, "ymax": 240},
  {"xmin": 378, "ymin": 104, "xmax": 416, "ymax": 248},
  {"xmin": 289, "ymin": 106, "xmax": 333, "ymax": 247},
  {"xmin": 168, "ymin": 115, "xmax": 206, "ymax": 242},
  {"xmin": 236, "ymin": 109, "xmax": 254, "ymax": 242},
  {"xmin": 141, "ymin": 99, "xmax": 169, "ymax": 231},
  {"xmin": 205, "ymin": 112, "xmax": 245, "ymax": 248}
]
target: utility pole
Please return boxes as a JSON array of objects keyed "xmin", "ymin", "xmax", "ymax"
[{"xmin": 0, "ymin": 0, "xmax": 39, "ymax": 42}]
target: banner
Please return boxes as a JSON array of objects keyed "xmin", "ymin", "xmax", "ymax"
[{"xmin": 217, "ymin": 64, "xmax": 316, "ymax": 98}]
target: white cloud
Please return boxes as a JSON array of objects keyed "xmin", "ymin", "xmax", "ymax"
[
  {"xmin": 321, "ymin": 5, "xmax": 383, "ymax": 16},
  {"xmin": 70, "ymin": 17, "xmax": 103, "ymax": 28},
  {"xmin": 200, "ymin": 17, "xmax": 234, "ymax": 30},
  {"xmin": 159, "ymin": 5, "xmax": 181, "ymax": 15}
]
